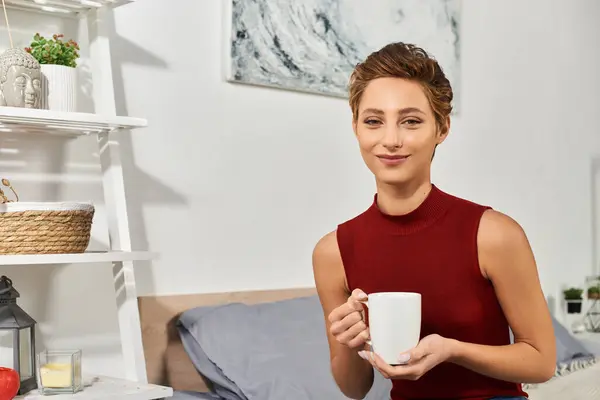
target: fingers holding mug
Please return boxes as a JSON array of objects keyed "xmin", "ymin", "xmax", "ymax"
[
  {"xmin": 327, "ymin": 288, "xmax": 372, "ymax": 350},
  {"xmin": 336, "ymin": 319, "xmax": 370, "ymax": 349},
  {"xmin": 348, "ymin": 289, "xmax": 368, "ymax": 310}
]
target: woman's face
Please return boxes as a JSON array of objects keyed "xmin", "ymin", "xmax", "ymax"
[{"xmin": 353, "ymin": 77, "xmax": 448, "ymax": 186}]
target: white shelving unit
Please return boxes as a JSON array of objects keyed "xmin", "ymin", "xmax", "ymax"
[
  {"xmin": 17, "ymin": 376, "xmax": 173, "ymax": 399},
  {"xmin": 0, "ymin": 106, "xmax": 147, "ymax": 135},
  {"xmin": 0, "ymin": 251, "xmax": 158, "ymax": 265},
  {"xmin": 1, "ymin": 1, "xmax": 173, "ymax": 399},
  {"xmin": 3, "ymin": 0, "xmax": 134, "ymax": 17}
]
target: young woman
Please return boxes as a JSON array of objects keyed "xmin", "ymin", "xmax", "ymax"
[{"xmin": 312, "ymin": 42, "xmax": 556, "ymax": 400}]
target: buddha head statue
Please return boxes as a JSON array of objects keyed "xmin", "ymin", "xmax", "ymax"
[{"xmin": 0, "ymin": 48, "xmax": 42, "ymax": 108}]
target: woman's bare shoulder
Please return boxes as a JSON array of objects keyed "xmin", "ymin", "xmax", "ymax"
[
  {"xmin": 478, "ymin": 209, "xmax": 529, "ymax": 252},
  {"xmin": 313, "ymin": 230, "xmax": 340, "ymax": 263},
  {"xmin": 312, "ymin": 230, "xmax": 348, "ymax": 293},
  {"xmin": 477, "ymin": 209, "xmax": 532, "ymax": 279}
]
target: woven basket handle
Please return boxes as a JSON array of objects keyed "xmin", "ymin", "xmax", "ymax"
[{"xmin": 0, "ymin": 178, "xmax": 18, "ymax": 203}]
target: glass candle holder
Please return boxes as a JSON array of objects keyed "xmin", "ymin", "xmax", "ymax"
[{"xmin": 36, "ymin": 349, "xmax": 83, "ymax": 395}]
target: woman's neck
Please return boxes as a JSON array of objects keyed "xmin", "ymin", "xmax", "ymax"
[{"xmin": 375, "ymin": 180, "xmax": 433, "ymax": 216}]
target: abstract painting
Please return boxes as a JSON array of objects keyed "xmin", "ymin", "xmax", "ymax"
[{"xmin": 224, "ymin": 0, "xmax": 462, "ymax": 110}]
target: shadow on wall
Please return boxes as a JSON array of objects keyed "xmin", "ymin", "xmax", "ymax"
[
  {"xmin": 590, "ymin": 155, "xmax": 600, "ymax": 279},
  {"xmin": 0, "ymin": 265, "xmax": 58, "ymax": 367},
  {"xmin": 100, "ymin": 8, "xmax": 187, "ymax": 295},
  {"xmin": 76, "ymin": 62, "xmax": 94, "ymax": 114},
  {"xmin": 0, "ymin": 133, "xmax": 69, "ymax": 201}
]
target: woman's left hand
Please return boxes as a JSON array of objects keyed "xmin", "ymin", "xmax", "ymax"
[{"xmin": 360, "ymin": 334, "xmax": 454, "ymax": 380}]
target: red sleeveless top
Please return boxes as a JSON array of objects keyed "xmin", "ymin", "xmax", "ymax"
[{"xmin": 336, "ymin": 185, "xmax": 527, "ymax": 400}]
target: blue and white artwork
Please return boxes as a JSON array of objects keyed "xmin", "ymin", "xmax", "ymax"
[{"xmin": 224, "ymin": 0, "xmax": 461, "ymax": 109}]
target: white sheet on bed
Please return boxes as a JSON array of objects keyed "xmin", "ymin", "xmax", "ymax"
[{"xmin": 528, "ymin": 362, "xmax": 600, "ymax": 400}]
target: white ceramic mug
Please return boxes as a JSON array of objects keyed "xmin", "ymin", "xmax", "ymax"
[{"xmin": 361, "ymin": 292, "xmax": 421, "ymax": 365}]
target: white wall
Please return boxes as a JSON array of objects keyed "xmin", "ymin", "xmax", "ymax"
[{"xmin": 0, "ymin": 0, "xmax": 599, "ymax": 378}]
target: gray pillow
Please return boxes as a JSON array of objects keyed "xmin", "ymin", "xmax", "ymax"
[
  {"xmin": 172, "ymin": 391, "xmax": 223, "ymax": 400},
  {"xmin": 178, "ymin": 305, "xmax": 247, "ymax": 400},
  {"xmin": 177, "ymin": 295, "xmax": 391, "ymax": 400},
  {"xmin": 550, "ymin": 316, "xmax": 597, "ymax": 376},
  {"xmin": 552, "ymin": 316, "xmax": 593, "ymax": 363}
]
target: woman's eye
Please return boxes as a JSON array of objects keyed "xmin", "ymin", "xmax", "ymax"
[
  {"xmin": 364, "ymin": 119, "xmax": 381, "ymax": 126},
  {"xmin": 404, "ymin": 119, "xmax": 421, "ymax": 126}
]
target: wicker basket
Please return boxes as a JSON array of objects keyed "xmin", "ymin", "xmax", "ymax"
[{"xmin": 0, "ymin": 202, "xmax": 95, "ymax": 254}]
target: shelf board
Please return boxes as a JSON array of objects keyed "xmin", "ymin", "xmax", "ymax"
[
  {"xmin": 0, "ymin": 250, "xmax": 157, "ymax": 265},
  {"xmin": 5, "ymin": 0, "xmax": 135, "ymax": 17},
  {"xmin": 16, "ymin": 376, "xmax": 173, "ymax": 399},
  {"xmin": 0, "ymin": 107, "xmax": 147, "ymax": 137}
]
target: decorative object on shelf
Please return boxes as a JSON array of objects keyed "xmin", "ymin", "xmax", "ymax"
[
  {"xmin": 0, "ymin": 48, "xmax": 42, "ymax": 109},
  {"xmin": 0, "ymin": 275, "xmax": 37, "ymax": 395},
  {"xmin": 583, "ymin": 275, "xmax": 600, "ymax": 332},
  {"xmin": 586, "ymin": 276, "xmax": 600, "ymax": 299},
  {"xmin": 25, "ymin": 33, "xmax": 80, "ymax": 112},
  {"xmin": 0, "ymin": 178, "xmax": 95, "ymax": 255},
  {"xmin": 37, "ymin": 349, "xmax": 83, "ymax": 395},
  {"xmin": 0, "ymin": 178, "xmax": 17, "ymax": 203},
  {"xmin": 571, "ymin": 319, "xmax": 587, "ymax": 334},
  {"xmin": 224, "ymin": 0, "xmax": 462, "ymax": 112},
  {"xmin": 589, "ymin": 285, "xmax": 600, "ymax": 300},
  {"xmin": 583, "ymin": 302, "xmax": 600, "ymax": 332},
  {"xmin": 564, "ymin": 287, "xmax": 584, "ymax": 314},
  {"xmin": 0, "ymin": 367, "xmax": 20, "ymax": 400},
  {"xmin": 0, "ymin": 0, "xmax": 42, "ymax": 110}
]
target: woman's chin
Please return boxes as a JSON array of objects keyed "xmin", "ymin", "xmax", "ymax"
[{"xmin": 375, "ymin": 172, "xmax": 413, "ymax": 186}]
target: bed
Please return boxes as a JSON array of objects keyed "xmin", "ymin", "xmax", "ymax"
[{"xmin": 138, "ymin": 288, "xmax": 600, "ymax": 400}]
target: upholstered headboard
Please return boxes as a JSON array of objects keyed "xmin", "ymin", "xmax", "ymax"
[{"xmin": 138, "ymin": 287, "xmax": 317, "ymax": 391}]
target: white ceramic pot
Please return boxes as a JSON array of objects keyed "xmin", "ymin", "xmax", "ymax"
[{"xmin": 40, "ymin": 64, "xmax": 78, "ymax": 112}]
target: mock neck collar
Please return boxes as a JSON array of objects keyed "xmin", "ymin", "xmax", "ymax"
[{"xmin": 368, "ymin": 184, "xmax": 451, "ymax": 235}]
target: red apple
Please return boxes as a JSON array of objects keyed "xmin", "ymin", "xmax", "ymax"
[{"xmin": 0, "ymin": 367, "xmax": 20, "ymax": 400}]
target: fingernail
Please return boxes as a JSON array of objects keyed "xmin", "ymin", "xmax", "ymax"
[
  {"xmin": 397, "ymin": 353, "xmax": 411, "ymax": 364},
  {"xmin": 357, "ymin": 293, "xmax": 367, "ymax": 300},
  {"xmin": 358, "ymin": 351, "xmax": 368, "ymax": 360}
]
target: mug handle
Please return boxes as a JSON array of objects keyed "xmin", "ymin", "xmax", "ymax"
[{"xmin": 358, "ymin": 299, "xmax": 372, "ymax": 347}]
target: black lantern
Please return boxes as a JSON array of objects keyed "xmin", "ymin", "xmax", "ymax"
[{"xmin": 0, "ymin": 275, "xmax": 37, "ymax": 394}]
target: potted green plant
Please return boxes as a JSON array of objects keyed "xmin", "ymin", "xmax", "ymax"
[
  {"xmin": 25, "ymin": 33, "xmax": 80, "ymax": 112},
  {"xmin": 588, "ymin": 285, "xmax": 600, "ymax": 300},
  {"xmin": 564, "ymin": 287, "xmax": 584, "ymax": 313}
]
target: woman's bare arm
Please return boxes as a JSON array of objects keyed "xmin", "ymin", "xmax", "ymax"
[
  {"xmin": 448, "ymin": 209, "xmax": 556, "ymax": 383},
  {"xmin": 312, "ymin": 231, "xmax": 374, "ymax": 399}
]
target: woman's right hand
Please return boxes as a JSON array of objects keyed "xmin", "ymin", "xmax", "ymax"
[{"xmin": 328, "ymin": 288, "xmax": 370, "ymax": 350}]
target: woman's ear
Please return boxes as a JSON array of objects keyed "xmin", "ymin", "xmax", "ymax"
[
  {"xmin": 437, "ymin": 116, "xmax": 451, "ymax": 143},
  {"xmin": 352, "ymin": 119, "xmax": 358, "ymax": 136}
]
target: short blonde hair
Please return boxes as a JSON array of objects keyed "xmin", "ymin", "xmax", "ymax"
[{"xmin": 348, "ymin": 42, "xmax": 453, "ymax": 133}]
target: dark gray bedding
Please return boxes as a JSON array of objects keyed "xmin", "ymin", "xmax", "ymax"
[
  {"xmin": 171, "ymin": 391, "xmax": 223, "ymax": 400},
  {"xmin": 176, "ymin": 294, "xmax": 598, "ymax": 399},
  {"xmin": 177, "ymin": 295, "xmax": 391, "ymax": 399}
]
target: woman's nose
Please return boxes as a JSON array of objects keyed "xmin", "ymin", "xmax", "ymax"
[{"xmin": 381, "ymin": 126, "xmax": 402, "ymax": 149}]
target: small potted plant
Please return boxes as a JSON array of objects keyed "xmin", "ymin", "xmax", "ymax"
[
  {"xmin": 25, "ymin": 33, "xmax": 80, "ymax": 112},
  {"xmin": 564, "ymin": 287, "xmax": 584, "ymax": 314},
  {"xmin": 588, "ymin": 285, "xmax": 600, "ymax": 300}
]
